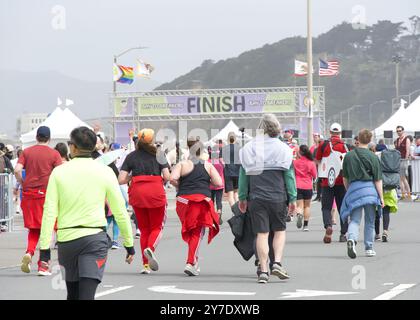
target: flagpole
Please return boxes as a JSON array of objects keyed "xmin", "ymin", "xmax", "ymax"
[{"xmin": 307, "ymin": 0, "xmax": 314, "ymax": 147}]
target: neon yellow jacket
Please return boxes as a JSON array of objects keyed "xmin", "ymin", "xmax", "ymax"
[{"xmin": 40, "ymin": 158, "xmax": 133, "ymax": 249}]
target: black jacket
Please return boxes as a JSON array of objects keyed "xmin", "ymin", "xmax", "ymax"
[{"xmin": 228, "ymin": 202, "xmax": 255, "ymax": 261}]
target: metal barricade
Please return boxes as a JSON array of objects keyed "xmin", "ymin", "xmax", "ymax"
[
  {"xmin": 0, "ymin": 173, "xmax": 14, "ymax": 232},
  {"xmin": 411, "ymin": 159, "xmax": 420, "ymax": 195}
]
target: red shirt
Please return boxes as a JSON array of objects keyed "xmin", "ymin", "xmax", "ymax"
[
  {"xmin": 315, "ymin": 136, "xmax": 348, "ymax": 187},
  {"xmin": 18, "ymin": 145, "xmax": 62, "ymax": 191},
  {"xmin": 294, "ymin": 156, "xmax": 317, "ymax": 190}
]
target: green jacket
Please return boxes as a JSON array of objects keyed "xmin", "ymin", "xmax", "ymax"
[{"xmin": 238, "ymin": 165, "xmax": 297, "ymax": 203}]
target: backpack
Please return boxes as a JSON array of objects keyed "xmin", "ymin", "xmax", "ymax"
[
  {"xmin": 0, "ymin": 155, "xmax": 6, "ymax": 174},
  {"xmin": 380, "ymin": 149, "xmax": 401, "ymax": 190}
]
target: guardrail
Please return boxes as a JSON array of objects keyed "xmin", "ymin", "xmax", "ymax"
[
  {"xmin": 0, "ymin": 173, "xmax": 14, "ymax": 232},
  {"xmin": 410, "ymin": 159, "xmax": 420, "ymax": 195}
]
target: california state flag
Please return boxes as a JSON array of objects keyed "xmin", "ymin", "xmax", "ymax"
[{"xmin": 294, "ymin": 60, "xmax": 309, "ymax": 76}]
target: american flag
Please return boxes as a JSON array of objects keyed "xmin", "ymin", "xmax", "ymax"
[{"xmin": 319, "ymin": 59, "xmax": 339, "ymax": 76}]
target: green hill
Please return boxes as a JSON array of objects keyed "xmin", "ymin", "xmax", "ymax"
[{"xmin": 156, "ymin": 18, "xmax": 420, "ymax": 131}]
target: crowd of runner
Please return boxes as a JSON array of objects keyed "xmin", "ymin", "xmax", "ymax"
[{"xmin": 0, "ymin": 114, "xmax": 419, "ymax": 298}]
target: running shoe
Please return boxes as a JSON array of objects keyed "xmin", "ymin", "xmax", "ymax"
[
  {"xmin": 323, "ymin": 226, "xmax": 333, "ymax": 243},
  {"xmin": 37, "ymin": 261, "xmax": 52, "ymax": 276},
  {"xmin": 140, "ymin": 264, "xmax": 151, "ymax": 274},
  {"xmin": 365, "ymin": 249, "xmax": 376, "ymax": 257},
  {"xmin": 135, "ymin": 230, "xmax": 140, "ymax": 239},
  {"xmin": 0, "ymin": 224, "xmax": 7, "ymax": 232},
  {"xmin": 144, "ymin": 247, "xmax": 159, "ymax": 271},
  {"xmin": 296, "ymin": 214, "xmax": 304, "ymax": 229},
  {"xmin": 375, "ymin": 234, "xmax": 381, "ymax": 241},
  {"xmin": 382, "ymin": 232, "xmax": 388, "ymax": 243},
  {"xmin": 257, "ymin": 272, "xmax": 269, "ymax": 284},
  {"xmin": 21, "ymin": 253, "xmax": 32, "ymax": 274},
  {"xmin": 184, "ymin": 263, "xmax": 200, "ymax": 276},
  {"xmin": 271, "ymin": 263, "xmax": 290, "ymax": 280},
  {"xmin": 303, "ymin": 226, "xmax": 309, "ymax": 232},
  {"xmin": 347, "ymin": 239, "xmax": 357, "ymax": 259},
  {"xmin": 111, "ymin": 241, "xmax": 120, "ymax": 250},
  {"xmin": 286, "ymin": 215, "xmax": 291, "ymax": 223},
  {"xmin": 339, "ymin": 234, "xmax": 347, "ymax": 243},
  {"xmin": 218, "ymin": 213, "xmax": 223, "ymax": 225}
]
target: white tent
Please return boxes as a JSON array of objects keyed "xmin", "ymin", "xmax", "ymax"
[
  {"xmin": 374, "ymin": 105, "xmax": 408, "ymax": 139},
  {"xmin": 398, "ymin": 95, "xmax": 420, "ymax": 133},
  {"xmin": 205, "ymin": 120, "xmax": 252, "ymax": 146},
  {"xmin": 20, "ymin": 107, "xmax": 92, "ymax": 149}
]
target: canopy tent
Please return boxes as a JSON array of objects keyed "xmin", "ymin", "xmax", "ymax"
[
  {"xmin": 374, "ymin": 96, "xmax": 420, "ymax": 140},
  {"xmin": 20, "ymin": 107, "xmax": 92, "ymax": 149},
  {"xmin": 205, "ymin": 120, "xmax": 252, "ymax": 146}
]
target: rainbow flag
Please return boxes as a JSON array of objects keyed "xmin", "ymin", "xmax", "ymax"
[{"xmin": 117, "ymin": 65, "xmax": 134, "ymax": 84}]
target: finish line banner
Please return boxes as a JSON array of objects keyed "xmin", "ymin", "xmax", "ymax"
[{"xmin": 114, "ymin": 92, "xmax": 321, "ymax": 117}]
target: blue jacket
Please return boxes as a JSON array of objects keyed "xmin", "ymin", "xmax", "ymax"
[{"xmin": 340, "ymin": 181, "xmax": 381, "ymax": 221}]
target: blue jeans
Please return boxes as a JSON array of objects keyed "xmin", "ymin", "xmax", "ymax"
[
  {"xmin": 347, "ymin": 204, "xmax": 376, "ymax": 250},
  {"xmin": 107, "ymin": 216, "xmax": 119, "ymax": 241}
]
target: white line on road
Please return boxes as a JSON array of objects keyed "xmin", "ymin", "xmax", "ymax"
[
  {"xmin": 0, "ymin": 264, "xmax": 20, "ymax": 270},
  {"xmin": 278, "ymin": 289, "xmax": 358, "ymax": 299},
  {"xmin": 373, "ymin": 284, "xmax": 416, "ymax": 300},
  {"xmin": 95, "ymin": 286, "xmax": 133, "ymax": 298},
  {"xmin": 149, "ymin": 285, "xmax": 256, "ymax": 296}
]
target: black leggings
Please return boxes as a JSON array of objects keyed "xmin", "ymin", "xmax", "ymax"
[
  {"xmin": 375, "ymin": 206, "xmax": 390, "ymax": 234},
  {"xmin": 211, "ymin": 189, "xmax": 223, "ymax": 211},
  {"xmin": 66, "ymin": 278, "xmax": 100, "ymax": 300}
]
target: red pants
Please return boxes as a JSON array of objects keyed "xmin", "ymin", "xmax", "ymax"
[
  {"xmin": 186, "ymin": 227, "xmax": 205, "ymax": 265},
  {"xmin": 26, "ymin": 229, "xmax": 40, "ymax": 257},
  {"xmin": 133, "ymin": 206, "xmax": 166, "ymax": 265}
]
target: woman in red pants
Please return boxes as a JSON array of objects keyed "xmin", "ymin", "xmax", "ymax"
[
  {"xmin": 119, "ymin": 129, "xmax": 170, "ymax": 274},
  {"xmin": 170, "ymin": 138, "xmax": 223, "ymax": 276}
]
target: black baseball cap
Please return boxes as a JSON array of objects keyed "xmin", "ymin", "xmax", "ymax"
[{"xmin": 36, "ymin": 126, "xmax": 51, "ymax": 139}]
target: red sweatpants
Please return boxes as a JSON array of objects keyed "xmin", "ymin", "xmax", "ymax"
[
  {"xmin": 133, "ymin": 206, "xmax": 166, "ymax": 265},
  {"xmin": 186, "ymin": 227, "xmax": 205, "ymax": 265},
  {"xmin": 26, "ymin": 229, "xmax": 40, "ymax": 257}
]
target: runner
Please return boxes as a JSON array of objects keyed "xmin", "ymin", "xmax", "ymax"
[
  {"xmin": 238, "ymin": 114, "xmax": 295, "ymax": 283},
  {"xmin": 283, "ymin": 129, "xmax": 299, "ymax": 160},
  {"xmin": 294, "ymin": 145, "xmax": 317, "ymax": 231},
  {"xmin": 14, "ymin": 126, "xmax": 62, "ymax": 275},
  {"xmin": 119, "ymin": 129, "xmax": 170, "ymax": 274},
  {"xmin": 315, "ymin": 123, "xmax": 349, "ymax": 243},
  {"xmin": 38, "ymin": 126, "xmax": 135, "ymax": 300},
  {"xmin": 54, "ymin": 143, "xmax": 69, "ymax": 162},
  {"xmin": 341, "ymin": 129, "xmax": 384, "ymax": 259},
  {"xmin": 310, "ymin": 133, "xmax": 322, "ymax": 202},
  {"xmin": 208, "ymin": 146, "xmax": 225, "ymax": 225},
  {"xmin": 170, "ymin": 138, "xmax": 222, "ymax": 276},
  {"xmin": 221, "ymin": 132, "xmax": 241, "ymax": 208}
]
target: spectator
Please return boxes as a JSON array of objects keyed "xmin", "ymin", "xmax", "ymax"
[
  {"xmin": 394, "ymin": 126, "xmax": 411, "ymax": 201},
  {"xmin": 375, "ymin": 139, "xmax": 388, "ymax": 152}
]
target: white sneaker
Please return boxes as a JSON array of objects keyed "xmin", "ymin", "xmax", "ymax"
[
  {"xmin": 365, "ymin": 249, "xmax": 376, "ymax": 257},
  {"xmin": 296, "ymin": 214, "xmax": 304, "ymax": 229},
  {"xmin": 144, "ymin": 248, "xmax": 159, "ymax": 271},
  {"xmin": 21, "ymin": 253, "xmax": 32, "ymax": 273},
  {"xmin": 184, "ymin": 263, "xmax": 200, "ymax": 276},
  {"xmin": 140, "ymin": 264, "xmax": 151, "ymax": 274},
  {"xmin": 303, "ymin": 226, "xmax": 309, "ymax": 232}
]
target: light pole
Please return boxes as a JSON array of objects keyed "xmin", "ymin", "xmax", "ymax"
[
  {"xmin": 368, "ymin": 100, "xmax": 387, "ymax": 130},
  {"xmin": 347, "ymin": 105, "xmax": 364, "ymax": 130},
  {"xmin": 112, "ymin": 45, "xmax": 148, "ymax": 140},
  {"xmin": 392, "ymin": 55, "xmax": 403, "ymax": 100},
  {"xmin": 306, "ymin": 0, "xmax": 314, "ymax": 147}
]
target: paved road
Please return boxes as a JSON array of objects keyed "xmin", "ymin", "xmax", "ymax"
[{"xmin": 1, "ymin": 196, "xmax": 419, "ymax": 300}]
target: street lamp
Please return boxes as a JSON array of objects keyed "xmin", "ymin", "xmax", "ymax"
[
  {"xmin": 306, "ymin": 0, "xmax": 314, "ymax": 147},
  {"xmin": 368, "ymin": 100, "xmax": 387, "ymax": 130},
  {"xmin": 347, "ymin": 105, "xmax": 364, "ymax": 130},
  {"xmin": 392, "ymin": 54, "xmax": 403, "ymax": 100}
]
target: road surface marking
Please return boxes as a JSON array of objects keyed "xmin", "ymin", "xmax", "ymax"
[
  {"xmin": 279, "ymin": 289, "xmax": 359, "ymax": 299},
  {"xmin": 373, "ymin": 284, "xmax": 416, "ymax": 300},
  {"xmin": 148, "ymin": 285, "xmax": 256, "ymax": 296},
  {"xmin": 0, "ymin": 264, "xmax": 20, "ymax": 270},
  {"xmin": 95, "ymin": 286, "xmax": 133, "ymax": 298},
  {"xmin": 383, "ymin": 283, "xmax": 394, "ymax": 286}
]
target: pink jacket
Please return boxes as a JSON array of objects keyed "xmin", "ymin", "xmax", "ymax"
[
  {"xmin": 293, "ymin": 156, "xmax": 317, "ymax": 190},
  {"xmin": 208, "ymin": 159, "xmax": 224, "ymax": 190}
]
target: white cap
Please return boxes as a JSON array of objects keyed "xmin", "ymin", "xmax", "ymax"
[
  {"xmin": 6, "ymin": 144, "xmax": 14, "ymax": 152},
  {"xmin": 330, "ymin": 123, "xmax": 342, "ymax": 133}
]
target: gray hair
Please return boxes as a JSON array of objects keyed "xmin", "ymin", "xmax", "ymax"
[{"xmin": 258, "ymin": 114, "xmax": 281, "ymax": 137}]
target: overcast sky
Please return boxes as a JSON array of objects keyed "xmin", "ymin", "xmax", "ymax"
[{"xmin": 0, "ymin": 0, "xmax": 419, "ymax": 84}]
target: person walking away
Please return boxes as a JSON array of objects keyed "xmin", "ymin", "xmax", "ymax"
[
  {"xmin": 341, "ymin": 129, "xmax": 384, "ymax": 259},
  {"xmin": 14, "ymin": 126, "xmax": 62, "ymax": 275},
  {"xmin": 238, "ymin": 114, "xmax": 295, "ymax": 283},
  {"xmin": 395, "ymin": 126, "xmax": 411, "ymax": 200},
  {"xmin": 310, "ymin": 134, "xmax": 322, "ymax": 202},
  {"xmin": 208, "ymin": 146, "xmax": 225, "ymax": 225},
  {"xmin": 119, "ymin": 129, "xmax": 170, "ymax": 274},
  {"xmin": 221, "ymin": 132, "xmax": 241, "ymax": 208},
  {"xmin": 375, "ymin": 148, "xmax": 400, "ymax": 242},
  {"xmin": 39, "ymin": 127, "xmax": 135, "ymax": 300},
  {"xmin": 170, "ymin": 138, "xmax": 222, "ymax": 276},
  {"xmin": 55, "ymin": 143, "xmax": 69, "ymax": 162},
  {"xmin": 315, "ymin": 123, "xmax": 349, "ymax": 243},
  {"xmin": 294, "ymin": 145, "xmax": 317, "ymax": 231},
  {"xmin": 375, "ymin": 139, "xmax": 388, "ymax": 152}
]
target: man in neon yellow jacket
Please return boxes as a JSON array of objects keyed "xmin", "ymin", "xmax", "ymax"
[{"xmin": 39, "ymin": 127, "xmax": 135, "ymax": 300}]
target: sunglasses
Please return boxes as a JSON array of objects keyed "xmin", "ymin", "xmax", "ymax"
[{"xmin": 396, "ymin": 130, "xmax": 402, "ymax": 133}]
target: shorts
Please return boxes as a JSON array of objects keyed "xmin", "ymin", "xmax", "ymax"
[
  {"xmin": 224, "ymin": 176, "xmax": 239, "ymax": 192},
  {"xmin": 297, "ymin": 188, "xmax": 313, "ymax": 200},
  {"xmin": 58, "ymin": 231, "xmax": 111, "ymax": 282},
  {"xmin": 399, "ymin": 160, "xmax": 409, "ymax": 177},
  {"xmin": 249, "ymin": 199, "xmax": 287, "ymax": 233}
]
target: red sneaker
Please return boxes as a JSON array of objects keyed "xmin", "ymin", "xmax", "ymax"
[
  {"xmin": 37, "ymin": 261, "xmax": 52, "ymax": 276},
  {"xmin": 323, "ymin": 226, "xmax": 333, "ymax": 244}
]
